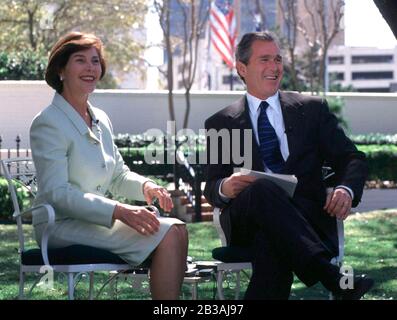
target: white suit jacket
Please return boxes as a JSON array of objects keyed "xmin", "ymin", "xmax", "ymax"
[{"xmin": 30, "ymin": 93, "xmax": 150, "ymax": 227}]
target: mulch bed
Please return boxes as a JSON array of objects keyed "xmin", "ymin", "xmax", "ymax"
[{"xmin": 365, "ymin": 180, "xmax": 397, "ymax": 189}]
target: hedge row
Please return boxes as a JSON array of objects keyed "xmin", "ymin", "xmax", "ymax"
[
  {"xmin": 118, "ymin": 144, "xmax": 397, "ymax": 181},
  {"xmin": 0, "ymin": 178, "xmax": 31, "ymax": 220},
  {"xmin": 350, "ymin": 133, "xmax": 397, "ymax": 146},
  {"xmin": 1, "ymin": 144, "xmax": 396, "ymax": 219},
  {"xmin": 113, "ymin": 133, "xmax": 397, "ymax": 149},
  {"xmin": 356, "ymin": 145, "xmax": 397, "ymax": 181}
]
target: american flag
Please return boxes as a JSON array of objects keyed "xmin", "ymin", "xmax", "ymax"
[{"xmin": 210, "ymin": 0, "xmax": 237, "ymax": 68}]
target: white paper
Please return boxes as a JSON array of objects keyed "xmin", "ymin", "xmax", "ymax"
[{"xmin": 238, "ymin": 168, "xmax": 298, "ymax": 198}]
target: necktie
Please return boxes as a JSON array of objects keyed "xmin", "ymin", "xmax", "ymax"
[{"xmin": 257, "ymin": 101, "xmax": 285, "ymax": 173}]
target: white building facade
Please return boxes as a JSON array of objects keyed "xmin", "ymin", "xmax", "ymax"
[{"xmin": 328, "ymin": 46, "xmax": 397, "ymax": 92}]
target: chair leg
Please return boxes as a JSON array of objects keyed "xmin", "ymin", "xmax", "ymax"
[
  {"xmin": 108, "ymin": 273, "xmax": 117, "ymax": 299},
  {"xmin": 216, "ymin": 270, "xmax": 226, "ymax": 300},
  {"xmin": 88, "ymin": 272, "xmax": 94, "ymax": 300},
  {"xmin": 328, "ymin": 261, "xmax": 342, "ymax": 300},
  {"xmin": 234, "ymin": 271, "xmax": 241, "ymax": 300},
  {"xmin": 329, "ymin": 291, "xmax": 338, "ymax": 300},
  {"xmin": 191, "ymin": 282, "xmax": 198, "ymax": 300},
  {"xmin": 18, "ymin": 270, "xmax": 25, "ymax": 299},
  {"xmin": 67, "ymin": 273, "xmax": 75, "ymax": 300}
]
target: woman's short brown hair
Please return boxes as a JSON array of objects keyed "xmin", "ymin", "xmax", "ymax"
[{"xmin": 45, "ymin": 32, "xmax": 106, "ymax": 93}]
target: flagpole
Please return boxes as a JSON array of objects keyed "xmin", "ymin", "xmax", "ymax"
[
  {"xmin": 232, "ymin": 0, "xmax": 241, "ymax": 91},
  {"xmin": 235, "ymin": 0, "xmax": 240, "ymax": 37},
  {"xmin": 323, "ymin": 0, "xmax": 329, "ymax": 96},
  {"xmin": 230, "ymin": 68, "xmax": 233, "ymax": 90},
  {"xmin": 207, "ymin": 14, "xmax": 212, "ymax": 90}
]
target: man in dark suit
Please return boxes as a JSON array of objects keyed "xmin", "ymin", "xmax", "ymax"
[{"xmin": 204, "ymin": 31, "xmax": 374, "ymax": 299}]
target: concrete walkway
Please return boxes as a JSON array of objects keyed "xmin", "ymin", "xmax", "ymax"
[{"xmin": 353, "ymin": 189, "xmax": 397, "ymax": 213}]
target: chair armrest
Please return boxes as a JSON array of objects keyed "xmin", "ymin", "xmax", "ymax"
[
  {"xmin": 325, "ymin": 187, "xmax": 345, "ymax": 266},
  {"xmin": 213, "ymin": 207, "xmax": 227, "ymax": 247},
  {"xmin": 336, "ymin": 219, "xmax": 345, "ymax": 265},
  {"xmin": 145, "ymin": 205, "xmax": 160, "ymax": 217},
  {"xmin": 14, "ymin": 204, "xmax": 55, "ymax": 266}
]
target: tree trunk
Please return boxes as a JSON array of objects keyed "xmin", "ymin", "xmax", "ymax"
[
  {"xmin": 289, "ymin": 48, "xmax": 299, "ymax": 91},
  {"xmin": 183, "ymin": 88, "xmax": 191, "ymax": 129},
  {"xmin": 27, "ymin": 9, "xmax": 36, "ymax": 50}
]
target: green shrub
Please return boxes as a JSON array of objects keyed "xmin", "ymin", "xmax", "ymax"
[
  {"xmin": 1, "ymin": 138, "xmax": 394, "ymax": 222},
  {"xmin": 0, "ymin": 50, "xmax": 46, "ymax": 80},
  {"xmin": 350, "ymin": 133, "xmax": 397, "ymax": 145},
  {"xmin": 327, "ymin": 96, "xmax": 349, "ymax": 131},
  {"xmin": 117, "ymin": 142, "xmax": 397, "ymax": 183},
  {"xmin": 0, "ymin": 177, "xmax": 31, "ymax": 220},
  {"xmin": 357, "ymin": 145, "xmax": 397, "ymax": 181},
  {"xmin": 357, "ymin": 145, "xmax": 397, "ymax": 153}
]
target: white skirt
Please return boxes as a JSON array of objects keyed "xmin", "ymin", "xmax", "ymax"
[{"xmin": 34, "ymin": 217, "xmax": 185, "ymax": 266}]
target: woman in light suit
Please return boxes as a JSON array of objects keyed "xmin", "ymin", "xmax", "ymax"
[{"xmin": 30, "ymin": 32, "xmax": 188, "ymax": 299}]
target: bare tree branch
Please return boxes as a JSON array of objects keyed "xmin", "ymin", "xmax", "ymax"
[
  {"xmin": 298, "ymin": 0, "xmax": 344, "ymax": 93},
  {"xmin": 175, "ymin": 0, "xmax": 209, "ymax": 128}
]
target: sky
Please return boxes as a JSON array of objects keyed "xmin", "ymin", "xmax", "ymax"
[{"xmin": 345, "ymin": 0, "xmax": 397, "ymax": 48}]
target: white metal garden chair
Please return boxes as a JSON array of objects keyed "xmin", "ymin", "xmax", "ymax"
[
  {"xmin": 1, "ymin": 157, "xmax": 135, "ymax": 300},
  {"xmin": 212, "ymin": 207, "xmax": 252, "ymax": 300}
]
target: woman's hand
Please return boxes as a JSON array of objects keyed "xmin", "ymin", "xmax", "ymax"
[
  {"xmin": 143, "ymin": 181, "xmax": 173, "ymax": 213},
  {"xmin": 113, "ymin": 203, "xmax": 160, "ymax": 235}
]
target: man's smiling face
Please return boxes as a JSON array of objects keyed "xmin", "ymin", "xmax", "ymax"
[{"xmin": 236, "ymin": 40, "xmax": 283, "ymax": 100}]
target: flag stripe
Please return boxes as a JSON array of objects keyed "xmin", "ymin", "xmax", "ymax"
[
  {"xmin": 210, "ymin": 25, "xmax": 233, "ymax": 58},
  {"xmin": 210, "ymin": 1, "xmax": 237, "ymax": 68}
]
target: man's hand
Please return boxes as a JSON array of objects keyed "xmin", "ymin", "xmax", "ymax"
[
  {"xmin": 221, "ymin": 172, "xmax": 257, "ymax": 198},
  {"xmin": 143, "ymin": 181, "xmax": 173, "ymax": 213},
  {"xmin": 323, "ymin": 188, "xmax": 352, "ymax": 220}
]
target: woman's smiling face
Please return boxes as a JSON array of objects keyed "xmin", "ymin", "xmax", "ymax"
[{"xmin": 60, "ymin": 47, "xmax": 102, "ymax": 97}]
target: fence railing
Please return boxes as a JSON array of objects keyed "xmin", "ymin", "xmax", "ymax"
[{"xmin": 0, "ymin": 135, "xmax": 31, "ymax": 175}]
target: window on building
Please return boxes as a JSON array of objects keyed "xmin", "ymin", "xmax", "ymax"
[
  {"xmin": 352, "ymin": 71, "xmax": 393, "ymax": 80},
  {"xmin": 357, "ymin": 88, "xmax": 390, "ymax": 93},
  {"xmin": 222, "ymin": 75, "xmax": 241, "ymax": 85},
  {"xmin": 328, "ymin": 56, "xmax": 344, "ymax": 64},
  {"xmin": 329, "ymin": 72, "xmax": 344, "ymax": 81},
  {"xmin": 351, "ymin": 55, "xmax": 393, "ymax": 64}
]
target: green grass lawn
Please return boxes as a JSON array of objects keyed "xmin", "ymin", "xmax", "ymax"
[{"xmin": 0, "ymin": 210, "xmax": 396, "ymax": 300}]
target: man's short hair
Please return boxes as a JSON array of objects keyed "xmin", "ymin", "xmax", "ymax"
[{"xmin": 235, "ymin": 31, "xmax": 279, "ymax": 65}]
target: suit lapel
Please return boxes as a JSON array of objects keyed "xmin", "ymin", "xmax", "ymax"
[
  {"xmin": 279, "ymin": 92, "xmax": 305, "ymax": 172},
  {"xmin": 52, "ymin": 93, "xmax": 101, "ymax": 144},
  {"xmin": 229, "ymin": 97, "xmax": 264, "ymax": 172}
]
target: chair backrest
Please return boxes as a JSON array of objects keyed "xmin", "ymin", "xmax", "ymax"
[
  {"xmin": 213, "ymin": 207, "xmax": 227, "ymax": 247},
  {"xmin": 1, "ymin": 157, "xmax": 37, "ymax": 252}
]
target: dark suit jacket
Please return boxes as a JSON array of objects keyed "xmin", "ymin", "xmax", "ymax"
[{"xmin": 204, "ymin": 91, "xmax": 368, "ymax": 253}]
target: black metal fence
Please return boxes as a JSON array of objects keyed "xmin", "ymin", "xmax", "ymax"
[{"xmin": 0, "ymin": 135, "xmax": 31, "ymax": 160}]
